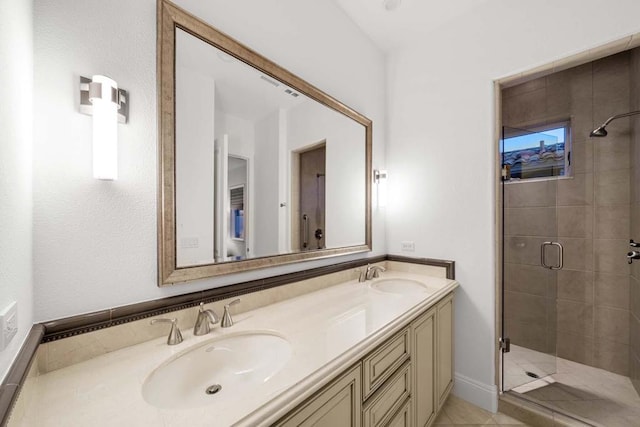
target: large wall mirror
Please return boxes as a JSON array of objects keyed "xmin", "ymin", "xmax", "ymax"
[{"xmin": 158, "ymin": 0, "xmax": 372, "ymax": 285}]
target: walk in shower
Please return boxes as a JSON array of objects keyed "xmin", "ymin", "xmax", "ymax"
[{"xmin": 500, "ymin": 48, "xmax": 640, "ymax": 426}]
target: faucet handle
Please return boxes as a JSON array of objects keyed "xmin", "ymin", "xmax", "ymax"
[
  {"xmin": 221, "ymin": 299, "xmax": 241, "ymax": 328},
  {"xmin": 150, "ymin": 318, "xmax": 183, "ymax": 345}
]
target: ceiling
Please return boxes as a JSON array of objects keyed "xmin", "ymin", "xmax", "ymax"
[
  {"xmin": 177, "ymin": 28, "xmax": 305, "ymax": 123},
  {"xmin": 333, "ymin": 0, "xmax": 490, "ymax": 52}
]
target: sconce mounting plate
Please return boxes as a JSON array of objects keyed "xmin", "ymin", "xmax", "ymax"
[{"xmin": 79, "ymin": 76, "xmax": 129, "ymax": 123}]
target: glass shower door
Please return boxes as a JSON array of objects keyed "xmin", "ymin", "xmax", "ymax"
[{"xmin": 501, "ymin": 126, "xmax": 562, "ymax": 392}]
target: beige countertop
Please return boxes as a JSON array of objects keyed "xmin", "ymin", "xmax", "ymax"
[{"xmin": 18, "ymin": 271, "xmax": 458, "ymax": 427}]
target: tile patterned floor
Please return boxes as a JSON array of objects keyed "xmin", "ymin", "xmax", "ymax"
[
  {"xmin": 434, "ymin": 395, "xmax": 531, "ymax": 426},
  {"xmin": 505, "ymin": 344, "xmax": 640, "ymax": 427}
]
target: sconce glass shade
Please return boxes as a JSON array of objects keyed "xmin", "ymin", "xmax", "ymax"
[{"xmin": 90, "ymin": 75, "xmax": 118, "ymax": 180}]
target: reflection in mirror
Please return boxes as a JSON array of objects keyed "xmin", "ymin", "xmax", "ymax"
[
  {"xmin": 158, "ymin": 0, "xmax": 372, "ymax": 284},
  {"xmin": 175, "ymin": 28, "xmax": 366, "ymax": 268}
]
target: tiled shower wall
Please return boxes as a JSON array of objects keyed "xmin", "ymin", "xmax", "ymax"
[
  {"xmin": 503, "ymin": 50, "xmax": 634, "ymax": 375},
  {"xmin": 631, "ymin": 48, "xmax": 640, "ymax": 393}
]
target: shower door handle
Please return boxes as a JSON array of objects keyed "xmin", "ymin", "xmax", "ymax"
[
  {"xmin": 541, "ymin": 241, "xmax": 563, "ymax": 270},
  {"xmin": 302, "ymin": 214, "xmax": 309, "ymax": 249}
]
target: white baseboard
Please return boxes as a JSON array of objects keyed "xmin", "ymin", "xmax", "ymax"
[{"xmin": 452, "ymin": 372, "xmax": 498, "ymax": 412}]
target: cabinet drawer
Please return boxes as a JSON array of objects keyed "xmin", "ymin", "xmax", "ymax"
[
  {"xmin": 386, "ymin": 397, "xmax": 411, "ymax": 427},
  {"xmin": 363, "ymin": 328, "xmax": 410, "ymax": 399},
  {"xmin": 363, "ymin": 362, "xmax": 411, "ymax": 427}
]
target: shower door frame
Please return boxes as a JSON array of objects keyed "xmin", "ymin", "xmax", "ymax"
[
  {"xmin": 493, "ymin": 31, "xmax": 640, "ymax": 405},
  {"xmin": 499, "ymin": 125, "xmax": 564, "ymax": 393}
]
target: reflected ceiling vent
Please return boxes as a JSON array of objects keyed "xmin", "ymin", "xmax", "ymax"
[
  {"xmin": 382, "ymin": 0, "xmax": 401, "ymax": 11},
  {"xmin": 260, "ymin": 75, "xmax": 280, "ymax": 87},
  {"xmin": 216, "ymin": 51, "xmax": 234, "ymax": 63},
  {"xmin": 284, "ymin": 88, "xmax": 300, "ymax": 98}
]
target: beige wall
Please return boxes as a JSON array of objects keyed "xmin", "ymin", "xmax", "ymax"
[
  {"xmin": 503, "ymin": 50, "xmax": 634, "ymax": 375},
  {"xmin": 630, "ymin": 48, "xmax": 640, "ymax": 393}
]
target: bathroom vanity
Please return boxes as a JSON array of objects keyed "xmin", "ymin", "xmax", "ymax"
[
  {"xmin": 275, "ymin": 291, "xmax": 454, "ymax": 427},
  {"xmin": 10, "ymin": 267, "xmax": 457, "ymax": 426}
]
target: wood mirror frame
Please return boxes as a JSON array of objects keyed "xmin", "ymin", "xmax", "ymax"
[{"xmin": 157, "ymin": 0, "xmax": 372, "ymax": 286}]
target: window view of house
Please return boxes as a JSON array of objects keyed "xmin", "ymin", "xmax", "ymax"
[{"xmin": 502, "ymin": 123, "xmax": 569, "ymax": 180}]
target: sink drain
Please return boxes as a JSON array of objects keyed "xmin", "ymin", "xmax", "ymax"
[{"xmin": 205, "ymin": 384, "xmax": 222, "ymax": 395}]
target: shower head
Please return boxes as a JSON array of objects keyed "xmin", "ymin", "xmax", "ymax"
[
  {"xmin": 590, "ymin": 110, "xmax": 640, "ymax": 138},
  {"xmin": 589, "ymin": 125, "xmax": 608, "ymax": 137}
]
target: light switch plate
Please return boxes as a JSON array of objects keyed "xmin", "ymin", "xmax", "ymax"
[{"xmin": 0, "ymin": 301, "xmax": 17, "ymax": 351}]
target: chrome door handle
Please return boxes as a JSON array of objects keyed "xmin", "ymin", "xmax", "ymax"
[
  {"xmin": 302, "ymin": 214, "xmax": 309, "ymax": 249},
  {"xmin": 552, "ymin": 241, "xmax": 564, "ymax": 270},
  {"xmin": 540, "ymin": 242, "xmax": 549, "ymax": 269},
  {"xmin": 541, "ymin": 241, "xmax": 563, "ymax": 270}
]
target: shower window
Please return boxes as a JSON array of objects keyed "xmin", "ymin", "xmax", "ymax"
[{"xmin": 502, "ymin": 120, "xmax": 571, "ymax": 180}]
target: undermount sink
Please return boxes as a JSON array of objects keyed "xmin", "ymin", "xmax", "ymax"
[
  {"xmin": 142, "ymin": 331, "xmax": 291, "ymax": 409},
  {"xmin": 370, "ymin": 278, "xmax": 434, "ymax": 295}
]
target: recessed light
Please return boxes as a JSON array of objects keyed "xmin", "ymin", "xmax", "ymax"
[{"xmin": 382, "ymin": 0, "xmax": 401, "ymax": 11}]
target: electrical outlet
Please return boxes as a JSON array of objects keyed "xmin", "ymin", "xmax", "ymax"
[
  {"xmin": 401, "ymin": 241, "xmax": 415, "ymax": 252},
  {"xmin": 0, "ymin": 301, "xmax": 17, "ymax": 351}
]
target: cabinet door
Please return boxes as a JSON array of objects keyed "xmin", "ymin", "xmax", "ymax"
[
  {"xmin": 436, "ymin": 293, "xmax": 454, "ymax": 408},
  {"xmin": 412, "ymin": 308, "xmax": 436, "ymax": 427},
  {"xmin": 276, "ymin": 364, "xmax": 362, "ymax": 427}
]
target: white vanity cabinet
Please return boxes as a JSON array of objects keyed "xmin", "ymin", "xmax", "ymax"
[
  {"xmin": 412, "ymin": 292, "xmax": 454, "ymax": 427},
  {"xmin": 275, "ymin": 364, "xmax": 362, "ymax": 427},
  {"xmin": 435, "ymin": 293, "xmax": 454, "ymax": 409},
  {"xmin": 411, "ymin": 306, "xmax": 436, "ymax": 427},
  {"xmin": 275, "ymin": 292, "xmax": 455, "ymax": 427}
]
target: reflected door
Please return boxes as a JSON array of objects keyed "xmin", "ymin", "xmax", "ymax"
[
  {"xmin": 501, "ymin": 126, "xmax": 562, "ymax": 392},
  {"xmin": 299, "ymin": 145, "xmax": 326, "ymax": 250},
  {"xmin": 214, "ymin": 135, "xmax": 229, "ymax": 262},
  {"xmin": 228, "ymin": 156, "xmax": 249, "ymax": 260}
]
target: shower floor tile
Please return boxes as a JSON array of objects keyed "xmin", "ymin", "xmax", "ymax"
[{"xmin": 505, "ymin": 345, "xmax": 640, "ymax": 426}]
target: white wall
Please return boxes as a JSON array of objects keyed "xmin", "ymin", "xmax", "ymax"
[
  {"xmin": 216, "ymin": 111, "xmax": 255, "ymax": 258},
  {"xmin": 253, "ymin": 110, "xmax": 281, "ymax": 258},
  {"xmin": 33, "ymin": 0, "xmax": 386, "ymax": 322},
  {"xmin": 287, "ymin": 100, "xmax": 366, "ymax": 248},
  {"xmin": 0, "ymin": 0, "xmax": 33, "ymax": 381},
  {"xmin": 385, "ymin": 0, "xmax": 640, "ymax": 411},
  {"xmin": 175, "ymin": 63, "xmax": 215, "ymax": 267}
]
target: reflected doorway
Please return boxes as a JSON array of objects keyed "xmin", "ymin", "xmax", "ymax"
[
  {"xmin": 292, "ymin": 143, "xmax": 326, "ymax": 251},
  {"xmin": 227, "ymin": 156, "xmax": 249, "ymax": 260}
]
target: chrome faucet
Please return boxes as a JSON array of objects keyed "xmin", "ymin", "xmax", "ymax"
[
  {"xmin": 193, "ymin": 302, "xmax": 220, "ymax": 336},
  {"xmin": 358, "ymin": 264, "xmax": 386, "ymax": 282},
  {"xmin": 150, "ymin": 318, "xmax": 183, "ymax": 345},
  {"xmin": 221, "ymin": 299, "xmax": 241, "ymax": 328}
]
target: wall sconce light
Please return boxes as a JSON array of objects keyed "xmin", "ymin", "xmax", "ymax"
[
  {"xmin": 80, "ymin": 75, "xmax": 129, "ymax": 180},
  {"xmin": 374, "ymin": 169, "xmax": 388, "ymax": 208}
]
